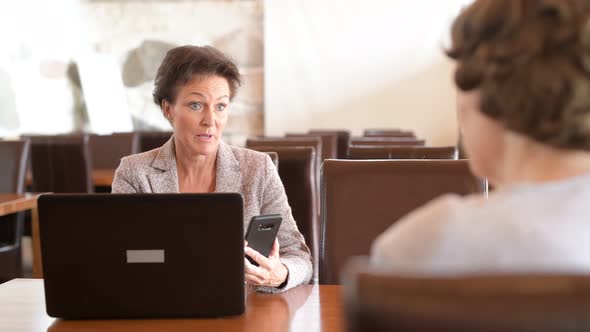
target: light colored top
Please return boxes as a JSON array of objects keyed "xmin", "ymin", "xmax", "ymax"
[
  {"xmin": 371, "ymin": 173, "xmax": 590, "ymax": 274},
  {"xmin": 112, "ymin": 137, "xmax": 313, "ymax": 292}
]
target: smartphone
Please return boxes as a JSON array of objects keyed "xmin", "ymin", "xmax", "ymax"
[{"xmin": 245, "ymin": 214, "xmax": 282, "ymax": 266}]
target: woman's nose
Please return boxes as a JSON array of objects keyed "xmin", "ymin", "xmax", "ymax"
[{"xmin": 201, "ymin": 107, "xmax": 215, "ymax": 127}]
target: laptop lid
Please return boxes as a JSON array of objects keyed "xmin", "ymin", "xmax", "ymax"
[{"xmin": 38, "ymin": 193, "xmax": 245, "ymax": 319}]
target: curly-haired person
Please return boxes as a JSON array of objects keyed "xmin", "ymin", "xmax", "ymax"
[{"xmin": 372, "ymin": 0, "xmax": 590, "ymax": 273}]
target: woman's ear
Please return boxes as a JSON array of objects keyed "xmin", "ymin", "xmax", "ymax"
[{"xmin": 162, "ymin": 99, "xmax": 173, "ymax": 123}]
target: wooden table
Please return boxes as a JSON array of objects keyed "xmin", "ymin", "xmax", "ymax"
[
  {"xmin": 0, "ymin": 193, "xmax": 39, "ymax": 216},
  {"xmin": 91, "ymin": 169, "xmax": 116, "ymax": 187},
  {"xmin": 0, "ymin": 193, "xmax": 42, "ymax": 278},
  {"xmin": 0, "ymin": 279, "xmax": 345, "ymax": 332},
  {"xmin": 26, "ymin": 169, "xmax": 116, "ymax": 188}
]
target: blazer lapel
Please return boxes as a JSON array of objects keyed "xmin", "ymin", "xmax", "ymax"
[
  {"xmin": 147, "ymin": 137, "xmax": 180, "ymax": 193},
  {"xmin": 215, "ymin": 141, "xmax": 242, "ymax": 193}
]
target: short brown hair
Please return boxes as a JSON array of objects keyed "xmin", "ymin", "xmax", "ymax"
[
  {"xmin": 447, "ymin": 0, "xmax": 590, "ymax": 151},
  {"xmin": 152, "ymin": 45, "xmax": 241, "ymax": 107}
]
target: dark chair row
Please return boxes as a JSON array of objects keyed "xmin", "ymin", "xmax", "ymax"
[
  {"xmin": 282, "ymin": 128, "xmax": 428, "ymax": 160},
  {"xmin": 363, "ymin": 128, "xmax": 416, "ymax": 138},
  {"xmin": 16, "ymin": 131, "xmax": 172, "ymax": 192},
  {"xmin": 29, "ymin": 136, "xmax": 94, "ymax": 193},
  {"xmin": 348, "ymin": 146, "xmax": 458, "ymax": 160},
  {"xmin": 5, "ymin": 149, "xmax": 486, "ymax": 286},
  {"xmin": 245, "ymin": 131, "xmax": 472, "ymax": 285},
  {"xmin": 298, "ymin": 129, "xmax": 427, "ymax": 159},
  {"xmin": 307, "ymin": 128, "xmax": 423, "ymax": 158},
  {"xmin": 22, "ymin": 131, "xmax": 173, "ymax": 170},
  {"xmin": 0, "ymin": 140, "xmax": 30, "ymax": 283},
  {"xmin": 89, "ymin": 133, "xmax": 139, "ymax": 169},
  {"xmin": 351, "ymin": 136, "xmax": 425, "ymax": 146},
  {"xmin": 0, "ymin": 136, "xmax": 275, "ymax": 283}
]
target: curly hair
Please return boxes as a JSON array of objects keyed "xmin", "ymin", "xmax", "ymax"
[
  {"xmin": 447, "ymin": 0, "xmax": 590, "ymax": 150},
  {"xmin": 152, "ymin": 45, "xmax": 241, "ymax": 108}
]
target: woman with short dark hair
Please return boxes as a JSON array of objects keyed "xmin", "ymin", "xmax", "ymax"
[
  {"xmin": 372, "ymin": 0, "xmax": 590, "ymax": 273},
  {"xmin": 112, "ymin": 45, "xmax": 312, "ymax": 292}
]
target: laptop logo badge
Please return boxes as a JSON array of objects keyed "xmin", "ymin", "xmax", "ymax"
[{"xmin": 126, "ymin": 250, "xmax": 165, "ymax": 263}]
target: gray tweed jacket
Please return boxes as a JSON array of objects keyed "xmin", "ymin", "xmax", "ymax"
[{"xmin": 111, "ymin": 137, "xmax": 313, "ymax": 292}]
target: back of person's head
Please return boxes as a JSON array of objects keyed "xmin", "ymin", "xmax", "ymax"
[{"xmin": 447, "ymin": 0, "xmax": 590, "ymax": 151}]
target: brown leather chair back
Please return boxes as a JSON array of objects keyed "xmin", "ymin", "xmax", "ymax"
[
  {"xmin": 89, "ymin": 132, "xmax": 139, "ymax": 170},
  {"xmin": 263, "ymin": 151, "xmax": 279, "ymax": 169},
  {"xmin": 458, "ymin": 134, "xmax": 467, "ymax": 159},
  {"xmin": 309, "ymin": 130, "xmax": 351, "ymax": 159},
  {"xmin": 348, "ymin": 146, "xmax": 458, "ymax": 159},
  {"xmin": 349, "ymin": 137, "xmax": 426, "ymax": 147},
  {"xmin": 363, "ymin": 129, "xmax": 416, "ymax": 138},
  {"xmin": 0, "ymin": 139, "xmax": 30, "ymax": 283},
  {"xmin": 246, "ymin": 137, "xmax": 322, "ymax": 181},
  {"xmin": 137, "ymin": 131, "xmax": 173, "ymax": 152},
  {"xmin": 30, "ymin": 136, "xmax": 93, "ymax": 193},
  {"xmin": 344, "ymin": 259, "xmax": 590, "ymax": 332},
  {"xmin": 320, "ymin": 159, "xmax": 486, "ymax": 284},
  {"xmin": 248, "ymin": 146, "xmax": 318, "ymax": 281},
  {"xmin": 0, "ymin": 140, "xmax": 30, "ymax": 194},
  {"xmin": 286, "ymin": 133, "xmax": 338, "ymax": 161}
]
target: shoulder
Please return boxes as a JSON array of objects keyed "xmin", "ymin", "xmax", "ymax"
[
  {"xmin": 112, "ymin": 148, "xmax": 163, "ymax": 193},
  {"xmin": 383, "ymin": 193, "xmax": 469, "ymax": 237},
  {"xmin": 228, "ymin": 144, "xmax": 272, "ymax": 170},
  {"xmin": 371, "ymin": 193, "xmax": 479, "ymax": 267},
  {"xmin": 115, "ymin": 148, "xmax": 160, "ymax": 178},
  {"xmin": 118, "ymin": 148, "xmax": 159, "ymax": 170}
]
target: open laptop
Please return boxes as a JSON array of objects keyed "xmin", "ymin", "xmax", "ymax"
[{"xmin": 38, "ymin": 193, "xmax": 245, "ymax": 319}]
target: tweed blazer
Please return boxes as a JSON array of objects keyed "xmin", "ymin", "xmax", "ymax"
[{"xmin": 111, "ymin": 137, "xmax": 312, "ymax": 292}]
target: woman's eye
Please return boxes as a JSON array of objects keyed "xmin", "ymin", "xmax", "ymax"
[
  {"xmin": 216, "ymin": 104, "xmax": 227, "ymax": 112},
  {"xmin": 189, "ymin": 102, "xmax": 203, "ymax": 111}
]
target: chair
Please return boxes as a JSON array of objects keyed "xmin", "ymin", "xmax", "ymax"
[
  {"xmin": 349, "ymin": 137, "xmax": 426, "ymax": 147},
  {"xmin": 30, "ymin": 136, "xmax": 93, "ymax": 193},
  {"xmin": 458, "ymin": 133, "xmax": 467, "ymax": 159},
  {"xmin": 88, "ymin": 132, "xmax": 139, "ymax": 170},
  {"xmin": 320, "ymin": 159, "xmax": 486, "ymax": 284},
  {"xmin": 248, "ymin": 146, "xmax": 318, "ymax": 281},
  {"xmin": 0, "ymin": 140, "xmax": 30, "ymax": 283},
  {"xmin": 286, "ymin": 133, "xmax": 339, "ymax": 161},
  {"xmin": 363, "ymin": 129, "xmax": 416, "ymax": 138},
  {"xmin": 309, "ymin": 130, "xmax": 351, "ymax": 159},
  {"xmin": 348, "ymin": 146, "xmax": 458, "ymax": 159},
  {"xmin": 343, "ymin": 258, "xmax": 590, "ymax": 332},
  {"xmin": 263, "ymin": 151, "xmax": 279, "ymax": 169},
  {"xmin": 246, "ymin": 137, "xmax": 323, "ymax": 184},
  {"xmin": 137, "ymin": 131, "xmax": 173, "ymax": 152}
]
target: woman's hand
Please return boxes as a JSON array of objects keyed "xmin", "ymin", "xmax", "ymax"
[{"xmin": 245, "ymin": 239, "xmax": 289, "ymax": 288}]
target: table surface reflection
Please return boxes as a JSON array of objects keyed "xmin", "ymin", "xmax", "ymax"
[{"xmin": 0, "ymin": 279, "xmax": 344, "ymax": 332}]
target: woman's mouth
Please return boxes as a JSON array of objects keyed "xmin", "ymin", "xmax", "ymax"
[{"xmin": 196, "ymin": 134, "xmax": 214, "ymax": 142}]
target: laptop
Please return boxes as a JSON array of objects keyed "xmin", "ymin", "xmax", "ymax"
[{"xmin": 38, "ymin": 193, "xmax": 245, "ymax": 319}]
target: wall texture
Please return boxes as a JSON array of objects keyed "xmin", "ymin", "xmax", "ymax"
[
  {"xmin": 264, "ymin": 0, "xmax": 472, "ymax": 146},
  {"xmin": 1, "ymin": 0, "xmax": 473, "ymax": 146},
  {"xmin": 83, "ymin": 0, "xmax": 265, "ymax": 143},
  {"xmin": 0, "ymin": 0, "xmax": 264, "ymax": 144}
]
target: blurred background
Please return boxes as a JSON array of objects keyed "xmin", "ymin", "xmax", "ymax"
[{"xmin": 0, "ymin": 0, "xmax": 472, "ymax": 146}]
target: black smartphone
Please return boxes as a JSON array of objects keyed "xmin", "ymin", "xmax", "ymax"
[{"xmin": 245, "ymin": 214, "xmax": 282, "ymax": 266}]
